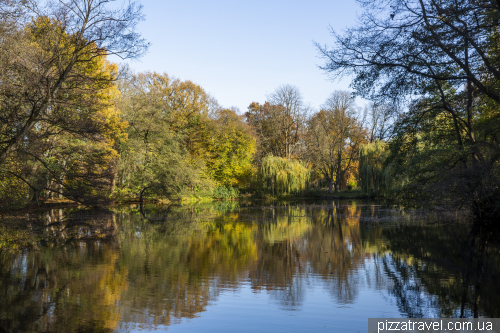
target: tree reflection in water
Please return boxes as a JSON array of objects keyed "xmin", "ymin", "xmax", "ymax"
[
  {"xmin": 381, "ymin": 223, "xmax": 500, "ymax": 318},
  {"xmin": 0, "ymin": 201, "xmax": 498, "ymax": 332}
]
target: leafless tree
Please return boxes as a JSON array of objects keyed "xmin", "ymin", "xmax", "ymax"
[
  {"xmin": 266, "ymin": 84, "xmax": 309, "ymax": 158},
  {"xmin": 362, "ymin": 103, "xmax": 398, "ymax": 142}
]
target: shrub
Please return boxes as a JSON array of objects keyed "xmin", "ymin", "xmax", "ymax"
[
  {"xmin": 347, "ymin": 179, "xmax": 357, "ymax": 191},
  {"xmin": 212, "ymin": 186, "xmax": 240, "ymax": 199}
]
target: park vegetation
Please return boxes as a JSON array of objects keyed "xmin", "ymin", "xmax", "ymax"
[
  {"xmin": 317, "ymin": 0, "xmax": 500, "ymax": 223},
  {"xmin": 1, "ymin": 0, "xmax": 499, "ymax": 224}
]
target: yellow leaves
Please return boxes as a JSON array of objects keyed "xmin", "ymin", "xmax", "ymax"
[
  {"xmin": 0, "ymin": 226, "xmax": 36, "ymax": 255},
  {"xmin": 26, "ymin": 16, "xmax": 67, "ymax": 48},
  {"xmin": 95, "ymin": 253, "xmax": 128, "ymax": 330},
  {"xmin": 193, "ymin": 220, "xmax": 258, "ymax": 270},
  {"xmin": 263, "ymin": 214, "xmax": 312, "ymax": 243},
  {"xmin": 127, "ymin": 71, "xmax": 210, "ymax": 128},
  {"xmin": 193, "ymin": 108, "xmax": 256, "ymax": 187}
]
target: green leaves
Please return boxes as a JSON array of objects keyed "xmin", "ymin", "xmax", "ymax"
[
  {"xmin": 116, "ymin": 73, "xmax": 256, "ymax": 200},
  {"xmin": 359, "ymin": 140, "xmax": 389, "ymax": 194},
  {"xmin": 258, "ymin": 155, "xmax": 311, "ymax": 196},
  {"xmin": 194, "ymin": 108, "xmax": 256, "ymax": 188}
]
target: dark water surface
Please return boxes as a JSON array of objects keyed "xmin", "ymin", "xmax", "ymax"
[{"xmin": 1, "ymin": 200, "xmax": 499, "ymax": 333}]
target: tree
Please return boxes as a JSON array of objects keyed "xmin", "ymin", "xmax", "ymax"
[
  {"xmin": 363, "ymin": 103, "xmax": 398, "ymax": 143},
  {"xmin": 194, "ymin": 108, "xmax": 256, "ymax": 188},
  {"xmin": 0, "ymin": 0, "xmax": 148, "ymax": 166},
  {"xmin": 246, "ymin": 85, "xmax": 308, "ymax": 160},
  {"xmin": 116, "ymin": 72, "xmax": 201, "ymax": 202},
  {"xmin": 0, "ymin": 0, "xmax": 147, "ymax": 208},
  {"xmin": 0, "ymin": 22, "xmax": 127, "ymax": 207},
  {"xmin": 306, "ymin": 91, "xmax": 366, "ymax": 193},
  {"xmin": 317, "ymin": 0, "xmax": 500, "ymax": 104},
  {"xmin": 246, "ymin": 102, "xmax": 284, "ymax": 161},
  {"xmin": 317, "ymin": 0, "xmax": 500, "ymax": 221},
  {"xmin": 257, "ymin": 155, "xmax": 310, "ymax": 196},
  {"xmin": 266, "ymin": 85, "xmax": 309, "ymax": 158},
  {"xmin": 358, "ymin": 140, "xmax": 390, "ymax": 194}
]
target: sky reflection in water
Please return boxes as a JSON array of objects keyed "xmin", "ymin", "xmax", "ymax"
[{"xmin": 0, "ymin": 200, "xmax": 498, "ymax": 333}]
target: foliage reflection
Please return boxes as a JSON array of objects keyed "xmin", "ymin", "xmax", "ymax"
[{"xmin": 0, "ymin": 202, "xmax": 499, "ymax": 332}]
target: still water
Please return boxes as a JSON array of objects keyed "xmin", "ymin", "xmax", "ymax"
[{"xmin": 0, "ymin": 200, "xmax": 498, "ymax": 333}]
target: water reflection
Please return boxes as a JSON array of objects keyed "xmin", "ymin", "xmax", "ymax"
[
  {"xmin": 0, "ymin": 201, "xmax": 498, "ymax": 332},
  {"xmin": 381, "ymin": 224, "xmax": 500, "ymax": 318}
]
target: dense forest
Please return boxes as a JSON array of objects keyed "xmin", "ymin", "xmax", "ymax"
[{"xmin": 0, "ymin": 0, "xmax": 499, "ymax": 223}]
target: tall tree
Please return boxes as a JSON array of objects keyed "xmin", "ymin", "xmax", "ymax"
[
  {"xmin": 194, "ymin": 108, "xmax": 256, "ymax": 187},
  {"xmin": 0, "ymin": 0, "xmax": 148, "ymax": 166},
  {"xmin": 363, "ymin": 103, "xmax": 397, "ymax": 143},
  {"xmin": 246, "ymin": 85, "xmax": 308, "ymax": 160},
  {"xmin": 266, "ymin": 85, "xmax": 308, "ymax": 158},
  {"xmin": 306, "ymin": 91, "xmax": 366, "ymax": 193},
  {"xmin": 317, "ymin": 0, "xmax": 500, "ymax": 221},
  {"xmin": 246, "ymin": 102, "xmax": 284, "ymax": 161},
  {"xmin": 116, "ymin": 72, "xmax": 202, "ymax": 202},
  {"xmin": 0, "ymin": 20, "xmax": 127, "ymax": 206}
]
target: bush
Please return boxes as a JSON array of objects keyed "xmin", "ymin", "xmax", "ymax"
[
  {"xmin": 303, "ymin": 187, "xmax": 322, "ymax": 197},
  {"xmin": 347, "ymin": 179, "xmax": 357, "ymax": 191},
  {"xmin": 0, "ymin": 175, "xmax": 30, "ymax": 209},
  {"xmin": 212, "ymin": 186, "xmax": 240, "ymax": 199}
]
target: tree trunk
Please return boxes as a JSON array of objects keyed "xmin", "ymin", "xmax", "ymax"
[
  {"xmin": 46, "ymin": 179, "xmax": 54, "ymax": 200},
  {"xmin": 110, "ymin": 174, "xmax": 116, "ymax": 196},
  {"xmin": 56, "ymin": 180, "xmax": 64, "ymax": 199},
  {"xmin": 328, "ymin": 179, "xmax": 333, "ymax": 194},
  {"xmin": 335, "ymin": 201, "xmax": 342, "ymax": 239},
  {"xmin": 139, "ymin": 187, "xmax": 146, "ymax": 203},
  {"xmin": 31, "ymin": 189, "xmax": 40, "ymax": 206},
  {"xmin": 335, "ymin": 150, "xmax": 342, "ymax": 192}
]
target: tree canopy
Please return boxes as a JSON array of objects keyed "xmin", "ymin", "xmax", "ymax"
[
  {"xmin": 306, "ymin": 91, "xmax": 366, "ymax": 193},
  {"xmin": 317, "ymin": 0, "xmax": 500, "ymax": 221}
]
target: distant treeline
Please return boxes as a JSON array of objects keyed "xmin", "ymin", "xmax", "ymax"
[{"xmin": 1, "ymin": 0, "xmax": 499, "ymax": 223}]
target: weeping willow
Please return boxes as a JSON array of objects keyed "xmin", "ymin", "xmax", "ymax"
[
  {"xmin": 259, "ymin": 155, "xmax": 311, "ymax": 195},
  {"xmin": 358, "ymin": 140, "xmax": 390, "ymax": 194}
]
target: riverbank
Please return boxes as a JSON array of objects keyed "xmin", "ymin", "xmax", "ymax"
[
  {"xmin": 0, "ymin": 189, "xmax": 374, "ymax": 213},
  {"xmin": 250, "ymin": 189, "xmax": 375, "ymax": 201}
]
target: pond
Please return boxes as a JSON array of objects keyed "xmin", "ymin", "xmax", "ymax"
[{"xmin": 0, "ymin": 200, "xmax": 498, "ymax": 333}]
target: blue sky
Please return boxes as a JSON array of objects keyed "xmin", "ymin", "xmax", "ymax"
[{"xmin": 120, "ymin": 0, "xmax": 364, "ymax": 113}]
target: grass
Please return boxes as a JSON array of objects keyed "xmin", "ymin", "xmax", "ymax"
[{"xmin": 180, "ymin": 195, "xmax": 215, "ymax": 203}]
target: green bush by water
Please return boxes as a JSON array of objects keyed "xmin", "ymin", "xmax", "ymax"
[{"xmin": 212, "ymin": 186, "xmax": 240, "ymax": 199}]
